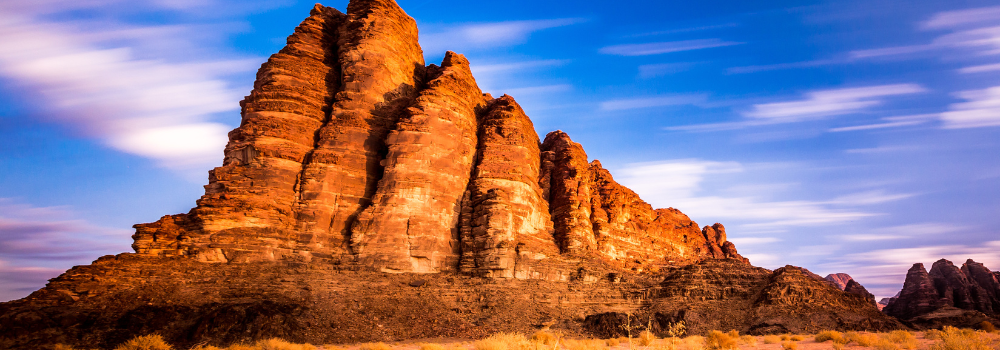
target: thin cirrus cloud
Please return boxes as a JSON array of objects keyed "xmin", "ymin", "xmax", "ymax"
[
  {"xmin": 420, "ymin": 18, "xmax": 587, "ymax": 56},
  {"xmin": 828, "ymin": 114, "xmax": 937, "ymax": 132},
  {"xmin": 939, "ymin": 86, "xmax": 1000, "ymax": 128},
  {"xmin": 743, "ymin": 84, "xmax": 926, "ymax": 122},
  {"xmin": 611, "ymin": 159, "xmax": 897, "ymax": 231},
  {"xmin": 0, "ymin": 198, "xmax": 131, "ymax": 301},
  {"xmin": 599, "ymin": 94, "xmax": 709, "ymax": 111},
  {"xmin": 0, "ymin": 4, "xmax": 258, "ymax": 176},
  {"xmin": 599, "ymin": 39, "xmax": 742, "ymax": 56}
]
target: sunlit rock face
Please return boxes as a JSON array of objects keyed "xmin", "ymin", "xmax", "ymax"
[
  {"xmin": 884, "ymin": 259, "xmax": 1000, "ymax": 327},
  {"xmin": 131, "ymin": 0, "xmax": 748, "ymax": 279}
]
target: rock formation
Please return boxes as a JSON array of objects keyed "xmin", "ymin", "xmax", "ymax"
[
  {"xmin": 883, "ymin": 259, "xmax": 1000, "ymax": 329},
  {"xmin": 130, "ymin": 0, "xmax": 746, "ymax": 278},
  {"xmin": 0, "ymin": 1, "xmax": 898, "ymax": 348},
  {"xmin": 825, "ymin": 273, "xmax": 854, "ymax": 290}
]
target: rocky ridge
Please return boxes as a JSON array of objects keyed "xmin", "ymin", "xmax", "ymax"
[
  {"xmin": 0, "ymin": 1, "xmax": 899, "ymax": 348},
  {"xmin": 883, "ymin": 259, "xmax": 1000, "ymax": 329}
]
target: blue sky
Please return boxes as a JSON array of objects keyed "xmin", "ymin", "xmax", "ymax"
[{"xmin": 1, "ymin": 0, "xmax": 999, "ymax": 301}]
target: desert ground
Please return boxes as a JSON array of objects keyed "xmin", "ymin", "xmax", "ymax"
[{"xmin": 59, "ymin": 326, "xmax": 1000, "ymax": 350}]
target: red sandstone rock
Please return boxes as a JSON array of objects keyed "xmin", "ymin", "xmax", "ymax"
[
  {"xmin": 844, "ymin": 279, "xmax": 877, "ymax": 306},
  {"xmin": 961, "ymin": 259, "xmax": 1000, "ymax": 312},
  {"xmin": 349, "ymin": 51, "xmax": 485, "ymax": 273},
  {"xmin": 884, "ymin": 263, "xmax": 946, "ymax": 320},
  {"xmin": 825, "ymin": 273, "xmax": 853, "ymax": 290}
]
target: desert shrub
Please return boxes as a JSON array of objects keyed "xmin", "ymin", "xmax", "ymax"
[
  {"xmin": 606, "ymin": 338, "xmax": 621, "ymax": 347},
  {"xmin": 780, "ymin": 335, "xmax": 791, "ymax": 341},
  {"xmin": 704, "ymin": 331, "xmax": 738, "ymax": 350},
  {"xmin": 883, "ymin": 330, "xmax": 917, "ymax": 350},
  {"xmin": 358, "ymin": 343, "xmax": 392, "ymax": 350},
  {"xmin": 980, "ymin": 322, "xmax": 997, "ymax": 333},
  {"xmin": 53, "ymin": 345, "xmax": 76, "ymax": 350},
  {"xmin": 225, "ymin": 345, "xmax": 258, "ymax": 350},
  {"xmin": 781, "ymin": 341, "xmax": 798, "ymax": 350},
  {"xmin": 846, "ymin": 332, "xmax": 879, "ymax": 347},
  {"xmin": 191, "ymin": 346, "xmax": 223, "ymax": 350},
  {"xmin": 532, "ymin": 331, "xmax": 558, "ymax": 346},
  {"xmin": 420, "ymin": 344, "xmax": 446, "ymax": 350},
  {"xmin": 873, "ymin": 338, "xmax": 900, "ymax": 350},
  {"xmin": 925, "ymin": 330, "xmax": 945, "ymax": 340},
  {"xmin": 928, "ymin": 326, "xmax": 994, "ymax": 350},
  {"xmin": 739, "ymin": 335, "xmax": 757, "ymax": 346},
  {"xmin": 684, "ymin": 336, "xmax": 705, "ymax": 350},
  {"xmin": 665, "ymin": 322, "xmax": 687, "ymax": 338},
  {"xmin": 764, "ymin": 335, "xmax": 782, "ymax": 344},
  {"xmin": 113, "ymin": 335, "xmax": 173, "ymax": 350},
  {"xmin": 639, "ymin": 331, "xmax": 657, "ymax": 346},
  {"xmin": 790, "ymin": 335, "xmax": 804, "ymax": 342},
  {"xmin": 475, "ymin": 333, "xmax": 532, "ymax": 350},
  {"xmin": 832, "ymin": 343, "xmax": 845, "ymax": 350},
  {"xmin": 816, "ymin": 331, "xmax": 846, "ymax": 344}
]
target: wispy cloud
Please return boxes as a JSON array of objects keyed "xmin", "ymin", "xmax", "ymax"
[
  {"xmin": 958, "ymin": 63, "xmax": 1000, "ymax": 74},
  {"xmin": 852, "ymin": 6, "xmax": 1000, "ymax": 63},
  {"xmin": 613, "ymin": 159, "xmax": 883, "ymax": 229},
  {"xmin": 940, "ymin": 86, "xmax": 1000, "ymax": 128},
  {"xmin": 820, "ymin": 240, "xmax": 1000, "ymax": 298},
  {"xmin": 599, "ymin": 39, "xmax": 742, "ymax": 56},
  {"xmin": 743, "ymin": 84, "xmax": 926, "ymax": 122},
  {"xmin": 727, "ymin": 59, "xmax": 839, "ymax": 74},
  {"xmin": 420, "ymin": 18, "xmax": 586, "ymax": 55},
  {"xmin": 625, "ymin": 23, "xmax": 740, "ymax": 38},
  {"xmin": 0, "ymin": 2, "xmax": 257, "ymax": 176},
  {"xmin": 599, "ymin": 94, "xmax": 708, "ymax": 111},
  {"xmin": 0, "ymin": 198, "xmax": 131, "ymax": 301},
  {"xmin": 638, "ymin": 62, "xmax": 701, "ymax": 78},
  {"xmin": 828, "ymin": 114, "xmax": 937, "ymax": 132}
]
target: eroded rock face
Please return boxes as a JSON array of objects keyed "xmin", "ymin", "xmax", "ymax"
[
  {"xmin": 845, "ymin": 279, "xmax": 877, "ymax": 306},
  {"xmin": 825, "ymin": 273, "xmax": 853, "ymax": 290},
  {"xmin": 884, "ymin": 259, "xmax": 1000, "ymax": 326},
  {"xmin": 129, "ymin": 0, "xmax": 748, "ymax": 276}
]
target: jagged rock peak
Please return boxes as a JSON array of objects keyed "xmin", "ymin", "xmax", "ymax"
[
  {"xmin": 129, "ymin": 0, "xmax": 749, "ymax": 279},
  {"xmin": 825, "ymin": 273, "xmax": 853, "ymax": 290}
]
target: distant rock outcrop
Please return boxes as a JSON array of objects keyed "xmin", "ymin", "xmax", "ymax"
[
  {"xmin": 883, "ymin": 259, "xmax": 1000, "ymax": 329},
  {"xmin": 825, "ymin": 273, "xmax": 854, "ymax": 290}
]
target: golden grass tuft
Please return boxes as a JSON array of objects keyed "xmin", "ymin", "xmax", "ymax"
[
  {"xmin": 739, "ymin": 335, "xmax": 757, "ymax": 346},
  {"xmin": 764, "ymin": 335, "xmax": 782, "ymax": 344},
  {"xmin": 256, "ymin": 338, "xmax": 318, "ymax": 350},
  {"xmin": 684, "ymin": 336, "xmax": 705, "ymax": 350},
  {"xmin": 53, "ymin": 345, "xmax": 77, "ymax": 350},
  {"xmin": 925, "ymin": 330, "xmax": 945, "ymax": 340},
  {"xmin": 191, "ymin": 346, "xmax": 223, "ymax": 350},
  {"xmin": 419, "ymin": 343, "xmax": 447, "ymax": 350},
  {"xmin": 781, "ymin": 341, "xmax": 798, "ymax": 350},
  {"xmin": 113, "ymin": 335, "xmax": 173, "ymax": 350},
  {"xmin": 358, "ymin": 343, "xmax": 392, "ymax": 350},
  {"xmin": 475, "ymin": 333, "xmax": 533, "ymax": 350},
  {"xmin": 704, "ymin": 331, "xmax": 738, "ymax": 350},
  {"xmin": 832, "ymin": 343, "xmax": 845, "ymax": 350},
  {"xmin": 780, "ymin": 335, "xmax": 791, "ymax": 342},
  {"xmin": 815, "ymin": 331, "xmax": 846, "ymax": 344},
  {"xmin": 605, "ymin": 338, "xmax": 620, "ymax": 347},
  {"xmin": 638, "ymin": 331, "xmax": 657, "ymax": 346},
  {"xmin": 883, "ymin": 330, "xmax": 917, "ymax": 350},
  {"xmin": 928, "ymin": 326, "xmax": 995, "ymax": 350},
  {"xmin": 790, "ymin": 335, "xmax": 804, "ymax": 342},
  {"xmin": 846, "ymin": 332, "xmax": 879, "ymax": 347},
  {"xmin": 531, "ymin": 331, "xmax": 558, "ymax": 347},
  {"xmin": 224, "ymin": 345, "xmax": 258, "ymax": 350},
  {"xmin": 980, "ymin": 322, "xmax": 997, "ymax": 333},
  {"xmin": 563, "ymin": 339, "xmax": 608, "ymax": 350}
]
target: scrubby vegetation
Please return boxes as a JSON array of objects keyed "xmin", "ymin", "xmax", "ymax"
[{"xmin": 50, "ymin": 327, "xmax": 1000, "ymax": 350}]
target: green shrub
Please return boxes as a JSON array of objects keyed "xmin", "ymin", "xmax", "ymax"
[{"xmin": 113, "ymin": 335, "xmax": 173, "ymax": 350}]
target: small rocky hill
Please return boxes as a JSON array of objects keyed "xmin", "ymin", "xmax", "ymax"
[
  {"xmin": 0, "ymin": 1, "xmax": 901, "ymax": 348},
  {"xmin": 883, "ymin": 259, "xmax": 1000, "ymax": 329}
]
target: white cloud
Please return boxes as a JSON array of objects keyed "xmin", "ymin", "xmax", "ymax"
[
  {"xmin": 727, "ymin": 59, "xmax": 839, "ymax": 74},
  {"xmin": 638, "ymin": 62, "xmax": 699, "ymax": 78},
  {"xmin": 599, "ymin": 39, "xmax": 742, "ymax": 56},
  {"xmin": 853, "ymin": 6, "xmax": 1000, "ymax": 61},
  {"xmin": 613, "ymin": 159, "xmax": 880, "ymax": 229},
  {"xmin": 599, "ymin": 94, "xmax": 708, "ymax": 111},
  {"xmin": 940, "ymin": 86, "xmax": 1000, "ymax": 128},
  {"xmin": 829, "ymin": 190, "xmax": 916, "ymax": 205},
  {"xmin": 743, "ymin": 84, "xmax": 926, "ymax": 122},
  {"xmin": 958, "ymin": 62, "xmax": 1000, "ymax": 73},
  {"xmin": 729, "ymin": 237, "xmax": 782, "ymax": 245},
  {"xmin": 0, "ymin": 5, "xmax": 255, "ymax": 174},
  {"xmin": 923, "ymin": 6, "xmax": 1000, "ymax": 30},
  {"xmin": 421, "ymin": 18, "xmax": 586, "ymax": 55}
]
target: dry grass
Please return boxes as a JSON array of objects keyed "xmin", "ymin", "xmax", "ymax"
[
  {"xmin": 562, "ymin": 339, "xmax": 606, "ymax": 350},
  {"xmin": 419, "ymin": 343, "xmax": 446, "ymax": 350},
  {"xmin": 739, "ymin": 335, "xmax": 757, "ymax": 346},
  {"xmin": 638, "ymin": 331, "xmax": 657, "ymax": 346},
  {"xmin": 883, "ymin": 330, "xmax": 918, "ymax": 350},
  {"xmin": 190, "ymin": 346, "xmax": 223, "ymax": 350},
  {"xmin": 532, "ymin": 331, "xmax": 558, "ymax": 347},
  {"xmin": 846, "ymin": 332, "xmax": 879, "ymax": 347},
  {"xmin": 832, "ymin": 343, "xmax": 845, "ymax": 350},
  {"xmin": 790, "ymin": 336, "xmax": 804, "ymax": 342},
  {"xmin": 704, "ymin": 331, "xmax": 738, "ymax": 350},
  {"xmin": 781, "ymin": 341, "xmax": 798, "ymax": 350},
  {"xmin": 605, "ymin": 338, "xmax": 620, "ymax": 347},
  {"xmin": 764, "ymin": 336, "xmax": 782, "ymax": 344},
  {"xmin": 980, "ymin": 322, "xmax": 997, "ymax": 333},
  {"xmin": 257, "ymin": 338, "xmax": 317, "ymax": 350},
  {"xmin": 684, "ymin": 335, "xmax": 706, "ymax": 350},
  {"xmin": 925, "ymin": 330, "xmax": 945, "ymax": 341},
  {"xmin": 113, "ymin": 335, "xmax": 173, "ymax": 350},
  {"xmin": 815, "ymin": 331, "xmax": 846, "ymax": 344},
  {"xmin": 928, "ymin": 326, "xmax": 996, "ymax": 350},
  {"xmin": 475, "ymin": 333, "xmax": 532, "ymax": 350},
  {"xmin": 53, "ymin": 345, "xmax": 77, "ymax": 350}
]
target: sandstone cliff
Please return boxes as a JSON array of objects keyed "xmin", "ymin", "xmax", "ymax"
[
  {"xmin": 884, "ymin": 259, "xmax": 1000, "ymax": 329},
  {"xmin": 132, "ymin": 0, "xmax": 746, "ymax": 278}
]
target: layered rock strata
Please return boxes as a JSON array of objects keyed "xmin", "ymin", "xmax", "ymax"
[
  {"xmin": 884, "ymin": 259, "xmax": 1000, "ymax": 328},
  {"xmin": 131, "ymin": 0, "xmax": 747, "ymax": 277}
]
